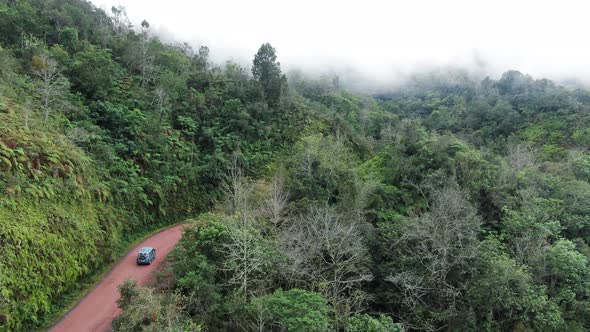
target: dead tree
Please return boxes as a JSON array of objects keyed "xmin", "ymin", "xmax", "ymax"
[
  {"xmin": 262, "ymin": 173, "xmax": 289, "ymax": 229},
  {"xmin": 280, "ymin": 206, "xmax": 372, "ymax": 323},
  {"xmin": 386, "ymin": 184, "xmax": 481, "ymax": 331},
  {"xmin": 32, "ymin": 54, "xmax": 69, "ymax": 124},
  {"xmin": 221, "ymin": 222, "xmax": 269, "ymax": 294},
  {"xmin": 222, "ymin": 155, "xmax": 254, "ymax": 222}
]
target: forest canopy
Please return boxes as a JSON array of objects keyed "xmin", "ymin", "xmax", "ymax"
[{"xmin": 1, "ymin": 1, "xmax": 590, "ymax": 331}]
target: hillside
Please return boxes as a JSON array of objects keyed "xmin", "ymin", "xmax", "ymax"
[
  {"xmin": 2, "ymin": 1, "xmax": 590, "ymax": 331},
  {"xmin": 0, "ymin": 0, "xmax": 309, "ymax": 330}
]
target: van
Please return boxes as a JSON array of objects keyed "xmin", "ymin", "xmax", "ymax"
[{"xmin": 136, "ymin": 246, "xmax": 156, "ymax": 265}]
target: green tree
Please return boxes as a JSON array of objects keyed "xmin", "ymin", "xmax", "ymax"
[
  {"xmin": 247, "ymin": 289, "xmax": 330, "ymax": 332},
  {"xmin": 467, "ymin": 238, "xmax": 563, "ymax": 331},
  {"xmin": 347, "ymin": 314, "xmax": 404, "ymax": 332},
  {"xmin": 171, "ymin": 215, "xmax": 229, "ymax": 326},
  {"xmin": 544, "ymin": 239, "xmax": 590, "ymax": 329},
  {"xmin": 71, "ymin": 47, "xmax": 124, "ymax": 99},
  {"xmin": 252, "ymin": 43, "xmax": 286, "ymax": 105},
  {"xmin": 59, "ymin": 27, "xmax": 79, "ymax": 52}
]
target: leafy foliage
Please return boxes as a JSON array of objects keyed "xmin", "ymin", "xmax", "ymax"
[
  {"xmin": 247, "ymin": 289, "xmax": 331, "ymax": 332},
  {"xmin": 5, "ymin": 1, "xmax": 590, "ymax": 331},
  {"xmin": 0, "ymin": 0, "xmax": 308, "ymax": 329}
]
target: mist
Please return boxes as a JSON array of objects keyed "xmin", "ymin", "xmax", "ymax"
[{"xmin": 89, "ymin": 0, "xmax": 590, "ymax": 90}]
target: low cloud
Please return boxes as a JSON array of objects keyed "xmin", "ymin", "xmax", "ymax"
[{"xmin": 90, "ymin": 0, "xmax": 590, "ymax": 89}]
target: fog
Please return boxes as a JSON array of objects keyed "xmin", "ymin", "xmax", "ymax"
[{"xmin": 89, "ymin": 0, "xmax": 590, "ymax": 89}]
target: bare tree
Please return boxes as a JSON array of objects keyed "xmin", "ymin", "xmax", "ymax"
[
  {"xmin": 223, "ymin": 155, "xmax": 254, "ymax": 221},
  {"xmin": 32, "ymin": 54, "xmax": 69, "ymax": 124},
  {"xmin": 244, "ymin": 296, "xmax": 272, "ymax": 332},
  {"xmin": 386, "ymin": 184, "xmax": 481, "ymax": 331},
  {"xmin": 218, "ymin": 172, "xmax": 288, "ymax": 299},
  {"xmin": 507, "ymin": 143, "xmax": 536, "ymax": 170},
  {"xmin": 261, "ymin": 173, "xmax": 289, "ymax": 229},
  {"xmin": 154, "ymin": 87, "xmax": 168, "ymax": 123},
  {"xmin": 220, "ymin": 222, "xmax": 270, "ymax": 295},
  {"xmin": 280, "ymin": 206, "xmax": 372, "ymax": 323},
  {"xmin": 111, "ymin": 6, "xmax": 131, "ymax": 38},
  {"xmin": 33, "ymin": 54, "xmax": 58, "ymax": 121}
]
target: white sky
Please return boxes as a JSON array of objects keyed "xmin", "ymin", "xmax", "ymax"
[{"xmin": 89, "ymin": 0, "xmax": 590, "ymax": 84}]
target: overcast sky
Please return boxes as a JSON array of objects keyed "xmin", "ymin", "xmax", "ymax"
[{"xmin": 89, "ymin": 0, "xmax": 590, "ymax": 85}]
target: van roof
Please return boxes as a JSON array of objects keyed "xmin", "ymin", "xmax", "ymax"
[{"xmin": 139, "ymin": 246, "xmax": 153, "ymax": 253}]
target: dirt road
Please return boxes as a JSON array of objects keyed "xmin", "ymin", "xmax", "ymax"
[{"xmin": 49, "ymin": 224, "xmax": 187, "ymax": 332}]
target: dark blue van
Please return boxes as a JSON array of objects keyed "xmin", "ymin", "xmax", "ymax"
[{"xmin": 136, "ymin": 246, "xmax": 156, "ymax": 265}]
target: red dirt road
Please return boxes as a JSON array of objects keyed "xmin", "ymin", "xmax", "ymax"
[{"xmin": 49, "ymin": 224, "xmax": 187, "ymax": 332}]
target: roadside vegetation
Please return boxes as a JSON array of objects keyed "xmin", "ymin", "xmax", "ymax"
[{"xmin": 2, "ymin": 1, "xmax": 590, "ymax": 331}]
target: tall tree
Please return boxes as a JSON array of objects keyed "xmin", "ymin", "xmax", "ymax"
[
  {"xmin": 221, "ymin": 221, "xmax": 271, "ymax": 294},
  {"xmin": 280, "ymin": 206, "xmax": 373, "ymax": 326},
  {"xmin": 139, "ymin": 19, "xmax": 153, "ymax": 86},
  {"xmin": 262, "ymin": 173, "xmax": 289, "ymax": 229},
  {"xmin": 31, "ymin": 54, "xmax": 69, "ymax": 124},
  {"xmin": 385, "ymin": 184, "xmax": 481, "ymax": 330},
  {"xmin": 252, "ymin": 43, "xmax": 286, "ymax": 105}
]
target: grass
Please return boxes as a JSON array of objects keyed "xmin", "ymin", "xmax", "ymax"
[{"xmin": 37, "ymin": 221, "xmax": 190, "ymax": 331}]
